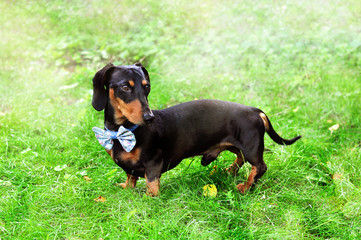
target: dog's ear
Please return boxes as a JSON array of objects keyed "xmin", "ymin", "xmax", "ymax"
[
  {"xmin": 92, "ymin": 63, "xmax": 115, "ymax": 111},
  {"xmin": 135, "ymin": 62, "xmax": 150, "ymax": 82}
]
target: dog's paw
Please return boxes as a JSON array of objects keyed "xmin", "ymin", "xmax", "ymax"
[
  {"xmin": 145, "ymin": 191, "xmax": 159, "ymax": 197},
  {"xmin": 236, "ymin": 183, "xmax": 246, "ymax": 194},
  {"xmin": 117, "ymin": 182, "xmax": 128, "ymax": 188}
]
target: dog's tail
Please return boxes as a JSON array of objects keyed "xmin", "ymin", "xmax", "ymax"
[{"xmin": 259, "ymin": 112, "xmax": 301, "ymax": 145}]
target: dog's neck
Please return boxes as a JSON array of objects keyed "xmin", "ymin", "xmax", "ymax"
[{"xmin": 104, "ymin": 119, "xmax": 138, "ymax": 131}]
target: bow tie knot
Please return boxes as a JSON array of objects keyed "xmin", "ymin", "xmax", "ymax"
[{"xmin": 92, "ymin": 126, "xmax": 137, "ymax": 152}]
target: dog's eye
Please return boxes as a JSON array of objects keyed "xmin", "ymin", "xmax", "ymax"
[{"xmin": 121, "ymin": 85, "xmax": 131, "ymax": 92}]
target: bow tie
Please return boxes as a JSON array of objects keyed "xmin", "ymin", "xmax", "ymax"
[{"xmin": 92, "ymin": 125, "xmax": 138, "ymax": 152}]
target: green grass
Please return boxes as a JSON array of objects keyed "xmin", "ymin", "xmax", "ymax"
[{"xmin": 1, "ymin": 0, "xmax": 361, "ymax": 239}]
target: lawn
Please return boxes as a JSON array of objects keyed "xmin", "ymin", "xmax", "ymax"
[{"xmin": 1, "ymin": 0, "xmax": 360, "ymax": 239}]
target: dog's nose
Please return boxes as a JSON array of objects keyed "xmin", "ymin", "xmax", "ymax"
[{"xmin": 143, "ymin": 112, "xmax": 155, "ymax": 124}]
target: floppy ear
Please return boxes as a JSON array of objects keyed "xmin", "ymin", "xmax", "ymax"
[
  {"xmin": 92, "ymin": 63, "xmax": 115, "ymax": 111},
  {"xmin": 135, "ymin": 62, "xmax": 150, "ymax": 82}
]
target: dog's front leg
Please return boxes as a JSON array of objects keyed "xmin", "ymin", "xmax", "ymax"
[
  {"xmin": 145, "ymin": 166, "xmax": 162, "ymax": 196},
  {"xmin": 145, "ymin": 175, "xmax": 160, "ymax": 197},
  {"xmin": 119, "ymin": 173, "xmax": 138, "ymax": 188},
  {"xmin": 144, "ymin": 154, "xmax": 163, "ymax": 196}
]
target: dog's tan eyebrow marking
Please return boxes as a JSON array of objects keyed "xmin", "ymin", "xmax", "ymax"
[
  {"xmin": 129, "ymin": 80, "xmax": 135, "ymax": 87},
  {"xmin": 142, "ymin": 79, "xmax": 148, "ymax": 86}
]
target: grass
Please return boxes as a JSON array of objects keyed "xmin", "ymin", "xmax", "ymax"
[{"xmin": 1, "ymin": 0, "xmax": 361, "ymax": 239}]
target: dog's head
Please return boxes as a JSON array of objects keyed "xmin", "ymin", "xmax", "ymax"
[{"xmin": 92, "ymin": 63, "xmax": 154, "ymax": 125}]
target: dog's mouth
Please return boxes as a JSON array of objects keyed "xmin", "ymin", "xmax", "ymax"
[{"xmin": 110, "ymin": 91, "xmax": 154, "ymax": 126}]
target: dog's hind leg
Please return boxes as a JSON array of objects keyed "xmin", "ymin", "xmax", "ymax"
[
  {"xmin": 226, "ymin": 148, "xmax": 245, "ymax": 176},
  {"xmin": 236, "ymin": 153, "xmax": 267, "ymax": 193}
]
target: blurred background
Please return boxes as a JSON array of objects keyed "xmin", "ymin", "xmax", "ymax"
[{"xmin": 1, "ymin": 0, "xmax": 360, "ymax": 239}]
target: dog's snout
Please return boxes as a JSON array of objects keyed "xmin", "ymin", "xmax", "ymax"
[{"xmin": 143, "ymin": 111, "xmax": 155, "ymax": 124}]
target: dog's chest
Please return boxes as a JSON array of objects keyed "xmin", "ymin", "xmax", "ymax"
[{"xmin": 112, "ymin": 144, "xmax": 142, "ymax": 166}]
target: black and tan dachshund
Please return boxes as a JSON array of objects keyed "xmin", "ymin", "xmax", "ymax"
[{"xmin": 92, "ymin": 63, "xmax": 301, "ymax": 196}]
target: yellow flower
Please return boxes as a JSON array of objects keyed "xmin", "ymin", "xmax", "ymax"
[{"xmin": 203, "ymin": 184, "xmax": 217, "ymax": 198}]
